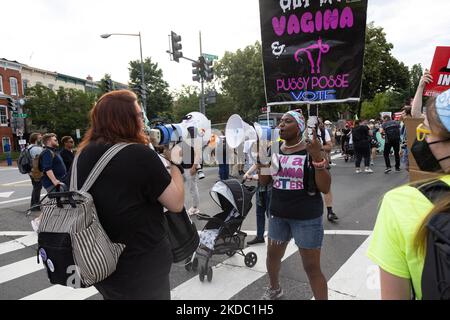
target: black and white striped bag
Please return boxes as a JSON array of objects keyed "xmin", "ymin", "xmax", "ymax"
[{"xmin": 37, "ymin": 144, "xmax": 131, "ymax": 288}]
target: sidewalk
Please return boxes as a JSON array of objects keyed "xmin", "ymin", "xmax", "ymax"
[{"xmin": 0, "ymin": 160, "xmax": 17, "ymax": 168}]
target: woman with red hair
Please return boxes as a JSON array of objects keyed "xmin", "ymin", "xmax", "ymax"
[{"xmin": 72, "ymin": 90, "xmax": 184, "ymax": 299}]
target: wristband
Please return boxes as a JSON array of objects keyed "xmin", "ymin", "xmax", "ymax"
[{"xmin": 312, "ymin": 158, "xmax": 327, "ymax": 169}]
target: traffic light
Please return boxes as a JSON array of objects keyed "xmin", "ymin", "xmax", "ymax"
[
  {"xmin": 171, "ymin": 31, "xmax": 183, "ymax": 63},
  {"xmin": 138, "ymin": 84, "xmax": 147, "ymax": 101},
  {"xmin": 198, "ymin": 56, "xmax": 207, "ymax": 78},
  {"xmin": 192, "ymin": 61, "xmax": 201, "ymax": 82},
  {"xmin": 6, "ymin": 97, "xmax": 16, "ymax": 112},
  {"xmin": 204, "ymin": 59, "xmax": 214, "ymax": 82},
  {"xmin": 105, "ymin": 79, "xmax": 113, "ymax": 92}
]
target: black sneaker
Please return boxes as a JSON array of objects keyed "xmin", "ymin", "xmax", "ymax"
[
  {"xmin": 395, "ymin": 168, "xmax": 401, "ymax": 172},
  {"xmin": 327, "ymin": 212, "xmax": 339, "ymax": 222},
  {"xmin": 384, "ymin": 168, "xmax": 392, "ymax": 174},
  {"xmin": 247, "ymin": 237, "xmax": 265, "ymax": 245}
]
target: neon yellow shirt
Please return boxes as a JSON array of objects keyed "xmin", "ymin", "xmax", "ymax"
[{"xmin": 367, "ymin": 175, "xmax": 450, "ymax": 299}]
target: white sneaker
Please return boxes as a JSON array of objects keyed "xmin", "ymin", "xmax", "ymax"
[
  {"xmin": 262, "ymin": 287, "xmax": 284, "ymax": 300},
  {"xmin": 31, "ymin": 218, "xmax": 41, "ymax": 232},
  {"xmin": 356, "ymin": 168, "xmax": 362, "ymax": 174},
  {"xmin": 330, "ymin": 163, "xmax": 337, "ymax": 166},
  {"xmin": 365, "ymin": 168, "xmax": 374, "ymax": 174},
  {"xmin": 370, "ymin": 161, "xmax": 374, "ymax": 166},
  {"xmin": 188, "ymin": 207, "xmax": 200, "ymax": 216}
]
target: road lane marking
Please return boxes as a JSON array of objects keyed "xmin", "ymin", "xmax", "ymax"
[
  {"xmin": 0, "ymin": 197, "xmax": 32, "ymax": 206},
  {"xmin": 2, "ymin": 180, "xmax": 30, "ymax": 186},
  {"xmin": 0, "ymin": 192, "xmax": 15, "ymax": 198},
  {"xmin": 0, "ymin": 193, "xmax": 46, "ymax": 206}
]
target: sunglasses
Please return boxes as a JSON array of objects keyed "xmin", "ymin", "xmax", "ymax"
[{"xmin": 416, "ymin": 123, "xmax": 432, "ymax": 142}]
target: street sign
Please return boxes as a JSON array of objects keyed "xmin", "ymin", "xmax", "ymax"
[
  {"xmin": 19, "ymin": 139, "xmax": 27, "ymax": 145},
  {"xmin": 76, "ymin": 129, "xmax": 81, "ymax": 139},
  {"xmin": 12, "ymin": 113, "xmax": 27, "ymax": 118},
  {"xmin": 202, "ymin": 53, "xmax": 218, "ymax": 61}
]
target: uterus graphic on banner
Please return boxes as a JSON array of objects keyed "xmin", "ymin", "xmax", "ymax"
[{"xmin": 294, "ymin": 38, "xmax": 330, "ymax": 74}]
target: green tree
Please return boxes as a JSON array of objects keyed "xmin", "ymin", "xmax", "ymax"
[
  {"xmin": 24, "ymin": 84, "xmax": 96, "ymax": 139},
  {"xmin": 409, "ymin": 63, "xmax": 423, "ymax": 98},
  {"xmin": 171, "ymin": 85, "xmax": 200, "ymax": 122},
  {"xmin": 359, "ymin": 22, "xmax": 411, "ymax": 116},
  {"xmin": 361, "ymin": 91, "xmax": 407, "ymax": 120},
  {"xmin": 129, "ymin": 58, "xmax": 173, "ymax": 119},
  {"xmin": 98, "ymin": 74, "xmax": 113, "ymax": 96},
  {"xmin": 215, "ymin": 42, "xmax": 266, "ymax": 122}
]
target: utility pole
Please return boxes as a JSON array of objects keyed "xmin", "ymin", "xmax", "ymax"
[
  {"xmin": 199, "ymin": 31, "xmax": 205, "ymax": 115},
  {"xmin": 138, "ymin": 32, "xmax": 147, "ymax": 115}
]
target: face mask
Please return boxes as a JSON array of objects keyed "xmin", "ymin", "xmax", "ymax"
[{"xmin": 411, "ymin": 138, "xmax": 450, "ymax": 172}]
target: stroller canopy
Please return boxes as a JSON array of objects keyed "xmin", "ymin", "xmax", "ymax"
[{"xmin": 210, "ymin": 179, "xmax": 254, "ymax": 218}]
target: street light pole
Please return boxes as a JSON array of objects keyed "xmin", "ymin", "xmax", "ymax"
[{"xmin": 138, "ymin": 32, "xmax": 147, "ymax": 115}]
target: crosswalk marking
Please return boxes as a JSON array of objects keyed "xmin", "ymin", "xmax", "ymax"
[
  {"xmin": 0, "ymin": 229, "xmax": 373, "ymax": 300},
  {"xmin": 0, "ymin": 231, "xmax": 34, "ymax": 237},
  {"xmin": 0, "ymin": 233, "xmax": 37, "ymax": 255},
  {"xmin": 21, "ymin": 285, "xmax": 98, "ymax": 300},
  {"xmin": 0, "ymin": 256, "xmax": 44, "ymax": 285},
  {"xmin": 171, "ymin": 239, "xmax": 298, "ymax": 300},
  {"xmin": 327, "ymin": 236, "xmax": 380, "ymax": 300}
]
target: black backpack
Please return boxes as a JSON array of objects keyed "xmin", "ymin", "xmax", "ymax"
[
  {"xmin": 18, "ymin": 146, "xmax": 35, "ymax": 174},
  {"xmin": 384, "ymin": 122, "xmax": 401, "ymax": 142},
  {"xmin": 415, "ymin": 179, "xmax": 450, "ymax": 300}
]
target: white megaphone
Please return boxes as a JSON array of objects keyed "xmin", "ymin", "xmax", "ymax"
[
  {"xmin": 150, "ymin": 123, "xmax": 187, "ymax": 146},
  {"xmin": 181, "ymin": 112, "xmax": 212, "ymax": 146},
  {"xmin": 225, "ymin": 114, "xmax": 257, "ymax": 149}
]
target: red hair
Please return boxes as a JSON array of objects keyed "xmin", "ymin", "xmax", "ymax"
[{"xmin": 78, "ymin": 90, "xmax": 148, "ymax": 152}]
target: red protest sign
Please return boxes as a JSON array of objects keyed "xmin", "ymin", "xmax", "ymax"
[{"xmin": 424, "ymin": 46, "xmax": 450, "ymax": 97}]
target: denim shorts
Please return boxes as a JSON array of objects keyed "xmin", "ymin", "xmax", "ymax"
[{"xmin": 268, "ymin": 215, "xmax": 324, "ymax": 249}]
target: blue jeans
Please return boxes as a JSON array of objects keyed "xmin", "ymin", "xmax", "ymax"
[
  {"xmin": 255, "ymin": 187, "xmax": 271, "ymax": 239},
  {"xmin": 268, "ymin": 215, "xmax": 324, "ymax": 249},
  {"xmin": 219, "ymin": 164, "xmax": 229, "ymax": 181}
]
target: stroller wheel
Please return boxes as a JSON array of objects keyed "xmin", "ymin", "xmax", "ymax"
[
  {"xmin": 207, "ymin": 267, "xmax": 213, "ymax": 282},
  {"xmin": 199, "ymin": 266, "xmax": 206, "ymax": 282},
  {"xmin": 244, "ymin": 252, "xmax": 258, "ymax": 268},
  {"xmin": 192, "ymin": 257, "xmax": 199, "ymax": 272},
  {"xmin": 226, "ymin": 251, "xmax": 236, "ymax": 257}
]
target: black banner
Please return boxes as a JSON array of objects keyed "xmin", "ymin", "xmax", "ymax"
[{"xmin": 259, "ymin": 0, "xmax": 368, "ymax": 106}]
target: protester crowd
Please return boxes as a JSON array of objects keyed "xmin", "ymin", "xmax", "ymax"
[{"xmin": 16, "ymin": 67, "xmax": 449, "ymax": 301}]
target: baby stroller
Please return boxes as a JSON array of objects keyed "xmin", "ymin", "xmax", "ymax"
[
  {"xmin": 343, "ymin": 133, "xmax": 355, "ymax": 162},
  {"xmin": 185, "ymin": 179, "xmax": 257, "ymax": 282}
]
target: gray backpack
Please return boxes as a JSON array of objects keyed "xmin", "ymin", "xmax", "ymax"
[{"xmin": 37, "ymin": 143, "xmax": 131, "ymax": 288}]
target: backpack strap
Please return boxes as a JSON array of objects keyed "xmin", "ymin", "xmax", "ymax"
[
  {"xmin": 70, "ymin": 143, "xmax": 133, "ymax": 192},
  {"xmin": 412, "ymin": 179, "xmax": 450, "ymax": 204}
]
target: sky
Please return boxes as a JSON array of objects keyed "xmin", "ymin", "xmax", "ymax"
[{"xmin": 2, "ymin": 0, "xmax": 449, "ymax": 93}]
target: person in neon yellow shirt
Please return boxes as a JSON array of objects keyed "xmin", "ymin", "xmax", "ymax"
[{"xmin": 367, "ymin": 89, "xmax": 450, "ymax": 300}]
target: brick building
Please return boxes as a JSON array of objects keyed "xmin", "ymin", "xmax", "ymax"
[{"xmin": 0, "ymin": 58, "xmax": 24, "ymax": 154}]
